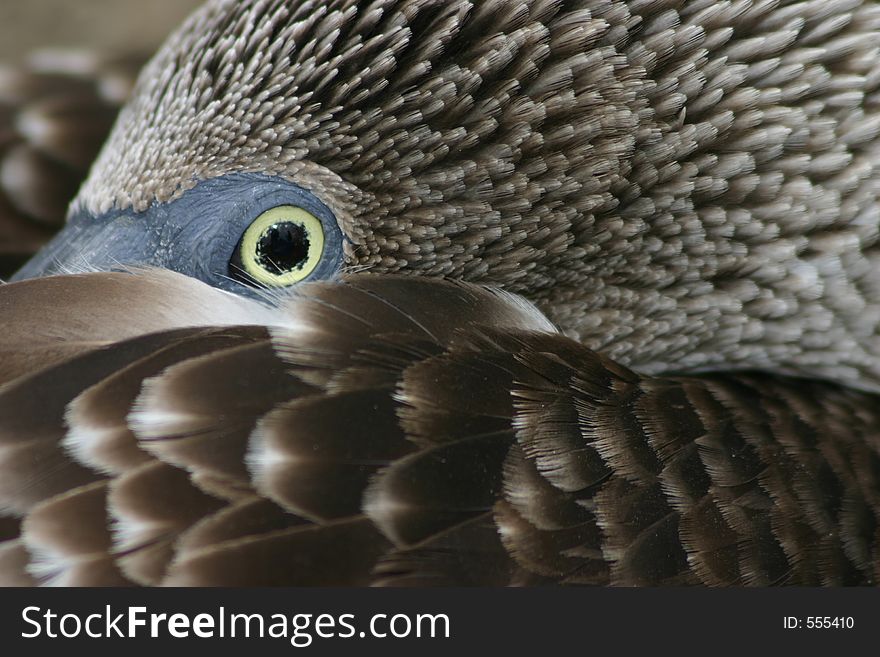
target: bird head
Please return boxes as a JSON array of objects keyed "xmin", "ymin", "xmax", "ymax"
[
  {"xmin": 12, "ymin": 0, "xmax": 880, "ymax": 390},
  {"xmin": 15, "ymin": 0, "xmax": 639, "ymax": 306}
]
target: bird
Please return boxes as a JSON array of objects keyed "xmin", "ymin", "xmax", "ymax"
[
  {"xmin": 1, "ymin": 0, "xmax": 880, "ymax": 586},
  {"xmin": 2, "ymin": 269, "xmax": 880, "ymax": 586}
]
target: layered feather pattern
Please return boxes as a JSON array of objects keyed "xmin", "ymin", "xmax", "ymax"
[
  {"xmin": 0, "ymin": 270, "xmax": 876, "ymax": 586},
  {"xmin": 4, "ymin": 0, "xmax": 880, "ymax": 588},
  {"xmin": 72, "ymin": 0, "xmax": 880, "ymax": 393}
]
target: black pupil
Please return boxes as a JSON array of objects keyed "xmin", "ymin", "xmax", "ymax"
[{"xmin": 256, "ymin": 221, "xmax": 310, "ymax": 274}]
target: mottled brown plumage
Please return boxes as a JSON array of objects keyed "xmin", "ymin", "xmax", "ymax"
[
  {"xmin": 3, "ymin": 0, "xmax": 880, "ymax": 586},
  {"xmin": 73, "ymin": 0, "xmax": 880, "ymax": 390},
  {"xmin": 0, "ymin": 271, "xmax": 877, "ymax": 586}
]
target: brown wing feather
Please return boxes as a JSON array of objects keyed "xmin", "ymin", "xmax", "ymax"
[
  {"xmin": 108, "ymin": 460, "xmax": 226, "ymax": 585},
  {"xmin": 0, "ymin": 540, "xmax": 35, "ymax": 586},
  {"xmin": 250, "ymin": 390, "xmax": 414, "ymax": 521},
  {"xmin": 65, "ymin": 327, "xmax": 269, "ymax": 476},
  {"xmin": 21, "ymin": 481, "xmax": 132, "ymax": 586},
  {"xmin": 131, "ymin": 340, "xmax": 316, "ymax": 488},
  {"xmin": 0, "ymin": 271, "xmax": 877, "ymax": 586}
]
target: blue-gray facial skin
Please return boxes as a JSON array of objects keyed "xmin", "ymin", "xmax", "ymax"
[{"xmin": 11, "ymin": 173, "xmax": 346, "ymax": 298}]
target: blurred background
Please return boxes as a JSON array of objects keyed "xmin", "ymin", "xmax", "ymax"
[
  {"xmin": 0, "ymin": 0, "xmax": 204, "ymax": 277},
  {"xmin": 0, "ymin": 0, "xmax": 203, "ymax": 62}
]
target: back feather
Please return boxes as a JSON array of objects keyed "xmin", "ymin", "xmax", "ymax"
[{"xmin": 0, "ymin": 270, "xmax": 877, "ymax": 586}]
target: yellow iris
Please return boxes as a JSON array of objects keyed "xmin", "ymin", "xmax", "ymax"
[{"xmin": 238, "ymin": 205, "xmax": 325, "ymax": 286}]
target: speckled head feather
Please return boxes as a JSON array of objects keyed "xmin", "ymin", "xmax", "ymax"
[{"xmin": 42, "ymin": 0, "xmax": 880, "ymax": 389}]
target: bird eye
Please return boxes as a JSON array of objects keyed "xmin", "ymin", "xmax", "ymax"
[{"xmin": 231, "ymin": 205, "xmax": 325, "ymax": 287}]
